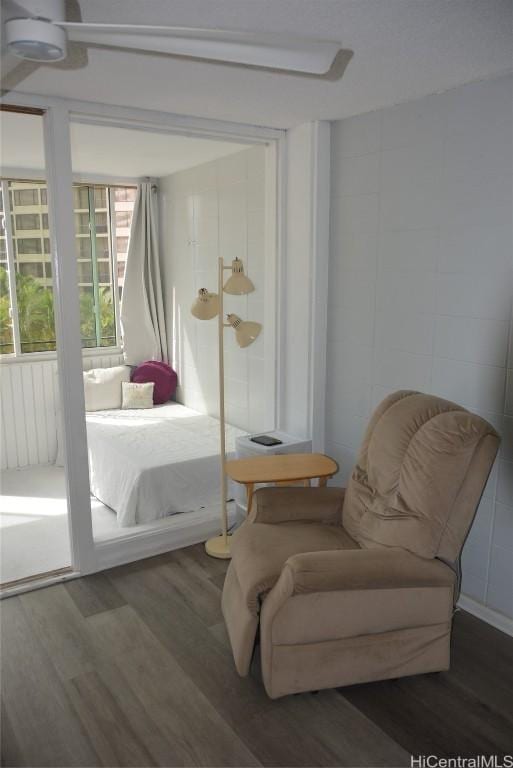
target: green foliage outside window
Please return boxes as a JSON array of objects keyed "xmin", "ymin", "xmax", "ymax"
[
  {"xmin": 0, "ymin": 265, "xmax": 116, "ymax": 353},
  {"xmin": 0, "ymin": 266, "xmax": 14, "ymax": 354},
  {"xmin": 1, "ymin": 180, "xmax": 134, "ymax": 355},
  {"xmin": 79, "ymin": 287, "xmax": 116, "ymax": 348}
]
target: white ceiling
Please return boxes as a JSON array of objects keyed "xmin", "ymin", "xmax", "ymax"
[
  {"xmin": 5, "ymin": 0, "xmax": 513, "ymax": 129},
  {"xmin": 0, "ymin": 112, "xmax": 247, "ymax": 178}
]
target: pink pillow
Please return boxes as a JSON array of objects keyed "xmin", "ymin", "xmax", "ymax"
[{"xmin": 131, "ymin": 361, "xmax": 177, "ymax": 405}]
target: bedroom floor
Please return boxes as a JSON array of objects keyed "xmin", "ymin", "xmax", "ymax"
[
  {"xmin": 0, "ymin": 465, "xmax": 119, "ymax": 584},
  {"xmin": 0, "ymin": 465, "xmax": 237, "ymax": 585},
  {"xmin": 1, "ymin": 465, "xmax": 209, "ymax": 585},
  {"xmin": 2, "ymin": 543, "xmax": 512, "ymax": 767},
  {"xmin": 0, "ymin": 465, "xmax": 73, "ymax": 584}
]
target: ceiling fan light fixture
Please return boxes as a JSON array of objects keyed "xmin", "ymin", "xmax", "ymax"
[{"xmin": 6, "ymin": 18, "xmax": 67, "ymax": 62}]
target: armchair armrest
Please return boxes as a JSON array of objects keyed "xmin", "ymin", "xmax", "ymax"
[
  {"xmin": 259, "ymin": 546, "xmax": 457, "ymax": 697},
  {"xmin": 285, "ymin": 547, "xmax": 456, "ymax": 594},
  {"xmin": 249, "ymin": 486, "xmax": 346, "ymax": 525}
]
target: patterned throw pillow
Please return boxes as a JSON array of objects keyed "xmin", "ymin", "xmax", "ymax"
[{"xmin": 121, "ymin": 381, "xmax": 154, "ymax": 409}]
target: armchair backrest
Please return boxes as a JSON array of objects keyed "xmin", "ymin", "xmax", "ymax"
[{"xmin": 342, "ymin": 391, "xmax": 500, "ymax": 563}]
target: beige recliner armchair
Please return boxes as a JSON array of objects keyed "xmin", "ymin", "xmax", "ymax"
[{"xmin": 222, "ymin": 391, "xmax": 500, "ymax": 699}]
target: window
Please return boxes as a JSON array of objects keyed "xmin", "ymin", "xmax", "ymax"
[
  {"xmin": 73, "ymin": 186, "xmax": 89, "ymax": 210},
  {"xmin": 97, "ymin": 261, "xmax": 111, "ymax": 284},
  {"xmin": 12, "ymin": 188, "xmax": 39, "ymax": 206},
  {"xmin": 116, "ymin": 236, "xmax": 129, "ymax": 254},
  {"xmin": 95, "ymin": 212, "xmax": 108, "ymax": 233},
  {"xmin": 75, "ymin": 212, "xmax": 90, "ymax": 235},
  {"xmin": 15, "ymin": 213, "xmax": 40, "ymax": 231},
  {"xmin": 114, "ymin": 187, "xmax": 137, "ymax": 202},
  {"xmin": 94, "ymin": 188, "xmax": 107, "ymax": 208},
  {"xmin": 6, "ymin": 181, "xmax": 56, "ymax": 353},
  {"xmin": 76, "ymin": 237, "xmax": 91, "ymax": 259},
  {"xmin": 15, "ymin": 238, "xmax": 42, "ymax": 255},
  {"xmin": 19, "ymin": 262, "xmax": 44, "ymax": 278},
  {"xmin": 95, "ymin": 235, "xmax": 109, "ymax": 259},
  {"xmin": 0, "ymin": 192, "xmax": 14, "ymax": 355},
  {"xmin": 115, "ymin": 210, "xmax": 132, "ymax": 229},
  {"xmin": 0, "ymin": 180, "xmax": 136, "ymax": 355},
  {"xmin": 77, "ymin": 261, "xmax": 93, "ymax": 283}
]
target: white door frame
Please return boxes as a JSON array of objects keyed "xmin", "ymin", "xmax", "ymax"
[
  {"xmin": 309, "ymin": 121, "xmax": 331, "ymax": 452},
  {"xmin": 277, "ymin": 121, "xmax": 330, "ymax": 450},
  {"xmin": 1, "ymin": 90, "xmax": 287, "ymax": 575},
  {"xmin": 43, "ymin": 104, "xmax": 97, "ymax": 574}
]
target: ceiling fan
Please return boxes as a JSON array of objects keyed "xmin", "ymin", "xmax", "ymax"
[{"xmin": 1, "ymin": 0, "xmax": 348, "ymax": 93}]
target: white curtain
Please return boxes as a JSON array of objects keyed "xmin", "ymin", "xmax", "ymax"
[{"xmin": 120, "ymin": 182, "xmax": 168, "ymax": 365}]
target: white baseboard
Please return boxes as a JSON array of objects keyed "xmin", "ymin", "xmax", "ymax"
[
  {"xmin": 94, "ymin": 505, "xmax": 244, "ymax": 571},
  {"xmin": 457, "ymin": 593, "xmax": 513, "ymax": 637}
]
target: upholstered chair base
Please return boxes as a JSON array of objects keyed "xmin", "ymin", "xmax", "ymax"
[
  {"xmin": 260, "ymin": 624, "xmax": 451, "ymax": 699},
  {"xmin": 221, "ymin": 562, "xmax": 258, "ymax": 676}
]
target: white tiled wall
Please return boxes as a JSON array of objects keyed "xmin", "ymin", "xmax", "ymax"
[
  {"xmin": 159, "ymin": 146, "xmax": 267, "ymax": 432},
  {"xmin": 328, "ymin": 73, "xmax": 513, "ymax": 621}
]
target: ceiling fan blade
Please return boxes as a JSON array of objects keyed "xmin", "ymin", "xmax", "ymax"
[
  {"xmin": 63, "ymin": 0, "xmax": 81, "ymax": 23},
  {"xmin": 1, "ymin": 0, "xmax": 32, "ymax": 19},
  {"xmin": 0, "ymin": 52, "xmax": 40, "ymax": 93},
  {"xmin": 47, "ymin": 39, "xmax": 86, "ymax": 69},
  {"xmin": 61, "ymin": 23, "xmax": 341, "ymax": 75},
  {"xmin": 322, "ymin": 48, "xmax": 353, "ymax": 82},
  {"xmin": 42, "ymin": 0, "xmax": 87, "ymax": 70}
]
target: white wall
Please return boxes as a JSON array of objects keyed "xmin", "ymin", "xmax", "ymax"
[
  {"xmin": 328, "ymin": 73, "xmax": 513, "ymax": 622},
  {"xmin": 159, "ymin": 146, "xmax": 268, "ymax": 431},
  {"xmin": 0, "ymin": 352, "xmax": 123, "ymax": 470},
  {"xmin": 280, "ymin": 122, "xmax": 331, "ymax": 445}
]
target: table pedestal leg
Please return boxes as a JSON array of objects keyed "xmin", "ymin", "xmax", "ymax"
[{"xmin": 246, "ymin": 483, "xmax": 255, "ymax": 517}]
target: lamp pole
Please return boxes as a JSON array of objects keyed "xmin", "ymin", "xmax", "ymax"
[
  {"xmin": 205, "ymin": 256, "xmax": 232, "ymax": 558},
  {"xmin": 192, "ymin": 256, "xmax": 260, "ymax": 559}
]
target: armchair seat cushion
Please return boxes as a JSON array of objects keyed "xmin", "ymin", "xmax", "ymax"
[
  {"xmin": 222, "ymin": 520, "xmax": 359, "ymax": 675},
  {"xmin": 231, "ymin": 520, "xmax": 359, "ymax": 617}
]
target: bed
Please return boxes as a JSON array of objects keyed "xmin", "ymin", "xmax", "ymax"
[{"xmin": 86, "ymin": 402, "xmax": 245, "ymax": 527}]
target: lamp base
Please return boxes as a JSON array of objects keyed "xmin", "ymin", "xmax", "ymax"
[{"xmin": 204, "ymin": 533, "xmax": 232, "ymax": 559}]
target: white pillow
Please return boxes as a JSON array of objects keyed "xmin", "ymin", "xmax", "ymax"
[
  {"xmin": 83, "ymin": 365, "xmax": 131, "ymax": 411},
  {"xmin": 122, "ymin": 381, "xmax": 154, "ymax": 409}
]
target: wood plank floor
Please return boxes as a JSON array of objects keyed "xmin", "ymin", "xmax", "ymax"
[{"xmin": 1, "ymin": 544, "xmax": 512, "ymax": 767}]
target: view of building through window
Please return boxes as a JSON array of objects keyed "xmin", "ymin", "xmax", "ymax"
[
  {"xmin": 0, "ymin": 188, "xmax": 14, "ymax": 355},
  {"xmin": 0, "ymin": 180, "xmax": 136, "ymax": 355}
]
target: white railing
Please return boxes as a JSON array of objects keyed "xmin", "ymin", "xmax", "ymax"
[{"xmin": 0, "ymin": 351, "xmax": 123, "ymax": 469}]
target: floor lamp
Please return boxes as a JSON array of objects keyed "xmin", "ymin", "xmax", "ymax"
[{"xmin": 191, "ymin": 257, "xmax": 262, "ymax": 559}]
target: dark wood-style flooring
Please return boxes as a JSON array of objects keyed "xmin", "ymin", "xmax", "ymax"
[{"xmin": 1, "ymin": 544, "xmax": 512, "ymax": 767}]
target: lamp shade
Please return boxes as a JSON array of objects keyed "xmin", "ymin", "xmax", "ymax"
[
  {"xmin": 191, "ymin": 288, "xmax": 219, "ymax": 320},
  {"xmin": 227, "ymin": 313, "xmax": 262, "ymax": 348},
  {"xmin": 223, "ymin": 258, "xmax": 254, "ymax": 295}
]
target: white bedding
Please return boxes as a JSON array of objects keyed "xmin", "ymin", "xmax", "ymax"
[{"xmin": 86, "ymin": 402, "xmax": 245, "ymax": 527}]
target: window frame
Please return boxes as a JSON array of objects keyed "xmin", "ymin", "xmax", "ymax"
[
  {"xmin": 0, "ymin": 178, "xmax": 135, "ymax": 360},
  {"xmin": 1, "ymin": 179, "xmax": 21, "ymax": 356}
]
